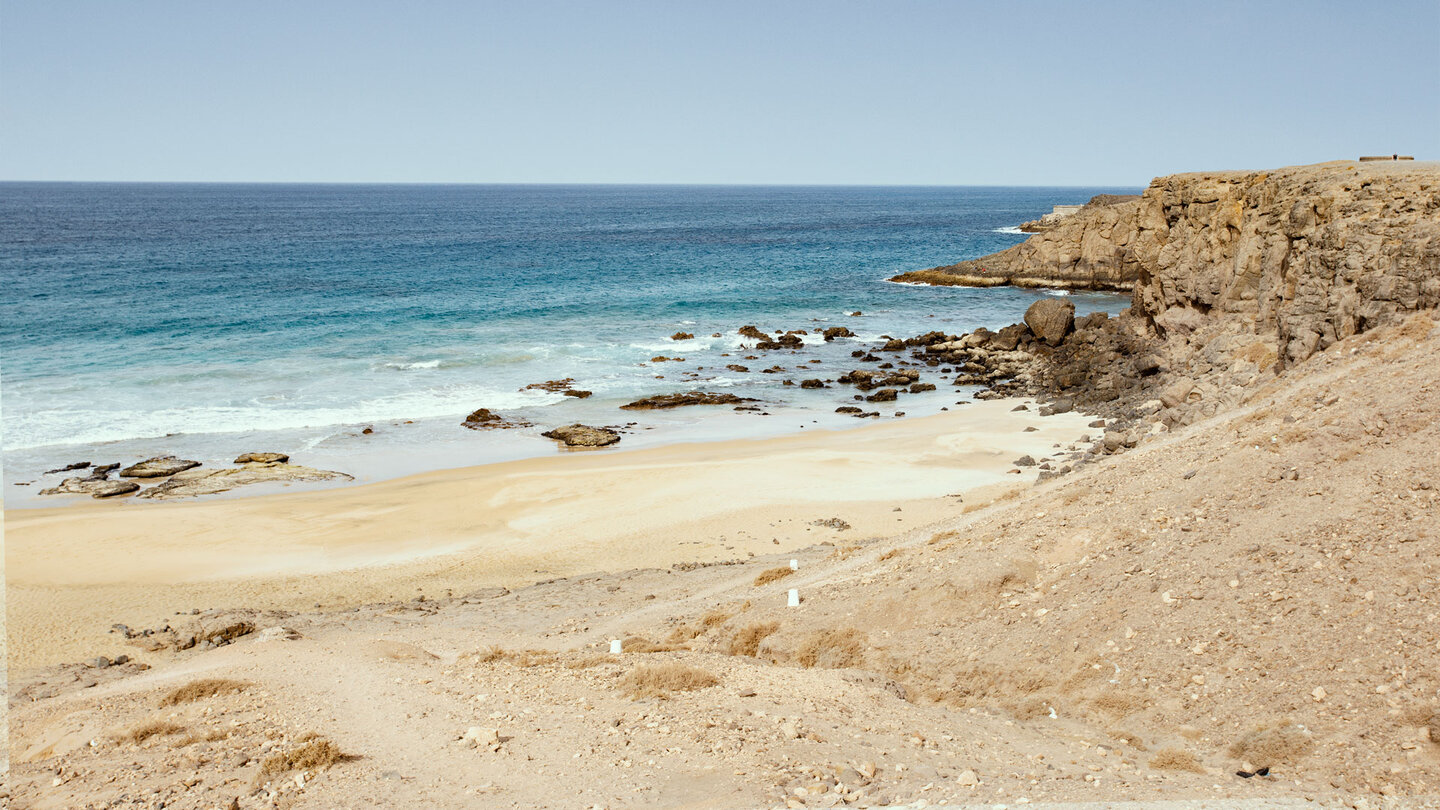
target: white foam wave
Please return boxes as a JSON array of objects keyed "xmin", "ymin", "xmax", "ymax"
[
  {"xmin": 377, "ymin": 359, "xmax": 443, "ymax": 371},
  {"xmin": 3, "ymin": 385, "xmax": 551, "ymax": 451},
  {"xmin": 993, "ymin": 226, "xmax": 1029, "ymax": 235}
]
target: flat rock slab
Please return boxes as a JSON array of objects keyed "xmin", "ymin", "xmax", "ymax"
[
  {"xmin": 619, "ymin": 392, "xmax": 756, "ymax": 410},
  {"xmin": 120, "ymin": 456, "xmax": 201, "ymax": 478},
  {"xmin": 38, "ymin": 478, "xmax": 140, "ymax": 499},
  {"xmin": 136, "ymin": 463, "xmax": 352, "ymax": 499}
]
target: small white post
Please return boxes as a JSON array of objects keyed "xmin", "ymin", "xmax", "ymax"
[
  {"xmin": 789, "ymin": 559, "xmax": 799, "ymax": 570},
  {"xmin": 787, "ymin": 589, "xmax": 800, "ymax": 607},
  {"xmin": 609, "ymin": 639, "xmax": 622, "ymax": 654}
]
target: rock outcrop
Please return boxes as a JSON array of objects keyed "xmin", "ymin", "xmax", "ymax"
[
  {"xmin": 892, "ymin": 162, "xmax": 1440, "ymax": 352},
  {"xmin": 541, "ymin": 424, "xmax": 622, "ymax": 447}
]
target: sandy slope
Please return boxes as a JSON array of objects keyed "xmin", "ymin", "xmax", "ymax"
[{"xmin": 5, "ymin": 317, "xmax": 1438, "ymax": 809}]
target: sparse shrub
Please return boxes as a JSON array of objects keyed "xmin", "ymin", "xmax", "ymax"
[
  {"xmin": 160, "ymin": 678, "xmax": 249, "ymax": 706},
  {"xmin": 753, "ymin": 567, "xmax": 795, "ymax": 586},
  {"xmin": 727, "ymin": 621, "xmax": 779, "ymax": 657},
  {"xmin": 1150, "ymin": 747, "xmax": 1204, "ymax": 772},
  {"xmin": 619, "ymin": 663, "xmax": 719, "ymax": 699},
  {"xmin": 795, "ymin": 628, "xmax": 866, "ymax": 669},
  {"xmin": 878, "ymin": 548, "xmax": 902, "ymax": 561}
]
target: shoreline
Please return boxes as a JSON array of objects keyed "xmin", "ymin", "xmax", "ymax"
[{"xmin": 6, "ymin": 395, "xmax": 1099, "ymax": 671}]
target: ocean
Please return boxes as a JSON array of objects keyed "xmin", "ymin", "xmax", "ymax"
[{"xmin": 0, "ymin": 183, "xmax": 1134, "ymax": 504}]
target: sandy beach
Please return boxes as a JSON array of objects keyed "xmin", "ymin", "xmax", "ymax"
[{"xmin": 6, "ymin": 398, "xmax": 1093, "ymax": 672}]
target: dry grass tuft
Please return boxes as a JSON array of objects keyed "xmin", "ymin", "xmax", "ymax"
[
  {"xmin": 753, "ymin": 567, "xmax": 795, "ymax": 586},
  {"xmin": 701, "ymin": 607, "xmax": 734, "ymax": 627},
  {"xmin": 795, "ymin": 627, "xmax": 866, "ymax": 669},
  {"xmin": 1227, "ymin": 722, "xmax": 1314, "ymax": 766},
  {"xmin": 619, "ymin": 662, "xmax": 719, "ymax": 700},
  {"xmin": 259, "ymin": 737, "xmax": 353, "ymax": 777},
  {"xmin": 1109, "ymin": 730, "xmax": 1148, "ymax": 751},
  {"xmin": 622, "ymin": 636, "xmax": 686, "ymax": 653},
  {"xmin": 1239, "ymin": 341, "xmax": 1278, "ymax": 371},
  {"xmin": 877, "ymin": 548, "xmax": 902, "ymax": 561},
  {"xmin": 1087, "ymin": 691, "xmax": 1145, "ymax": 717},
  {"xmin": 928, "ymin": 530, "xmax": 959, "ymax": 545},
  {"xmin": 727, "ymin": 621, "xmax": 779, "ymax": 657},
  {"xmin": 123, "ymin": 719, "xmax": 188, "ymax": 745},
  {"xmin": 160, "ymin": 678, "xmax": 249, "ymax": 706},
  {"xmin": 566, "ymin": 653, "xmax": 612, "ymax": 670},
  {"xmin": 1150, "ymin": 747, "xmax": 1205, "ymax": 772},
  {"xmin": 474, "ymin": 647, "xmax": 559, "ymax": 667}
]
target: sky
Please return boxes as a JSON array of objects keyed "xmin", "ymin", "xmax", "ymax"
[{"xmin": 2, "ymin": 1, "xmax": 1437, "ymax": 186}]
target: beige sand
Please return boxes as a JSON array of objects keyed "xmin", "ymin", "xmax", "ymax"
[{"xmin": 6, "ymin": 398, "xmax": 1093, "ymax": 671}]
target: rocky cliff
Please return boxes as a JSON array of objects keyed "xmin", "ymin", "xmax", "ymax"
[{"xmin": 896, "ymin": 160, "xmax": 1440, "ymax": 369}]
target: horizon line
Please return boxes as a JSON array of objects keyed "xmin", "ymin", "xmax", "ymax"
[{"xmin": 0, "ymin": 178, "xmax": 1148, "ymax": 190}]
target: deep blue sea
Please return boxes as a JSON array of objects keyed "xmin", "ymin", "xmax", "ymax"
[{"xmin": 0, "ymin": 183, "xmax": 1135, "ymax": 503}]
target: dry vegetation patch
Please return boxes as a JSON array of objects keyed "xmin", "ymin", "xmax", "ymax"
[
  {"xmin": 122, "ymin": 719, "xmax": 188, "ymax": 745},
  {"xmin": 1150, "ymin": 747, "xmax": 1205, "ymax": 772},
  {"xmin": 795, "ymin": 627, "xmax": 866, "ymax": 669},
  {"xmin": 727, "ymin": 621, "xmax": 779, "ymax": 657},
  {"xmin": 753, "ymin": 567, "xmax": 795, "ymax": 586},
  {"xmin": 1227, "ymin": 722, "xmax": 1314, "ymax": 767},
  {"xmin": 619, "ymin": 662, "xmax": 719, "ymax": 699},
  {"xmin": 259, "ymin": 736, "xmax": 353, "ymax": 778},
  {"xmin": 160, "ymin": 678, "xmax": 249, "ymax": 706}
]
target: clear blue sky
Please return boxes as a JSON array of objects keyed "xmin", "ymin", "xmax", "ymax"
[{"xmin": 3, "ymin": 1, "xmax": 1437, "ymax": 185}]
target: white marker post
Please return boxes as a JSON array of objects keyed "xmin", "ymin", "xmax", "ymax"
[
  {"xmin": 609, "ymin": 639, "xmax": 622, "ymax": 654},
  {"xmin": 789, "ymin": 559, "xmax": 799, "ymax": 570},
  {"xmin": 787, "ymin": 589, "xmax": 800, "ymax": 607}
]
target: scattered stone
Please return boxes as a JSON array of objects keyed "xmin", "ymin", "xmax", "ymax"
[
  {"xmin": 908, "ymin": 382, "xmax": 935, "ymax": 393},
  {"xmin": 800, "ymin": 379, "xmax": 826, "ymax": 389},
  {"xmin": 822, "ymin": 326, "xmax": 856, "ymax": 340},
  {"xmin": 865, "ymin": 388, "xmax": 898, "ymax": 402},
  {"xmin": 956, "ymin": 769, "xmax": 980, "ymax": 787},
  {"xmin": 256, "ymin": 626, "xmax": 301, "ymax": 642},
  {"xmin": 1014, "ymin": 455, "xmax": 1036, "ymax": 467},
  {"xmin": 462, "ymin": 726, "xmax": 502, "ymax": 752},
  {"xmin": 811, "ymin": 518, "xmax": 851, "ymax": 530},
  {"xmin": 541, "ymin": 424, "xmax": 622, "ymax": 447}
]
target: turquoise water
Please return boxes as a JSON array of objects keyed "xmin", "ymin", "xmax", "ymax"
[{"xmin": 0, "ymin": 183, "xmax": 1133, "ymax": 501}]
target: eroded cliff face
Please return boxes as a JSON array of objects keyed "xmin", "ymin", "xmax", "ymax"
[
  {"xmin": 896, "ymin": 160, "xmax": 1440, "ymax": 368},
  {"xmin": 1131, "ymin": 161, "xmax": 1440, "ymax": 367}
]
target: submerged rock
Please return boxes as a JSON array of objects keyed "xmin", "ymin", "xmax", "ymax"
[
  {"xmin": 620, "ymin": 392, "xmax": 756, "ymax": 410},
  {"xmin": 44, "ymin": 461, "xmax": 91, "ymax": 474},
  {"xmin": 541, "ymin": 424, "xmax": 621, "ymax": 447},
  {"xmin": 120, "ymin": 456, "xmax": 201, "ymax": 478},
  {"xmin": 463, "ymin": 408, "xmax": 530, "ymax": 430}
]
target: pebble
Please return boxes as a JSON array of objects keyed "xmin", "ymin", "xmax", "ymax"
[{"xmin": 957, "ymin": 769, "xmax": 980, "ymax": 786}]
